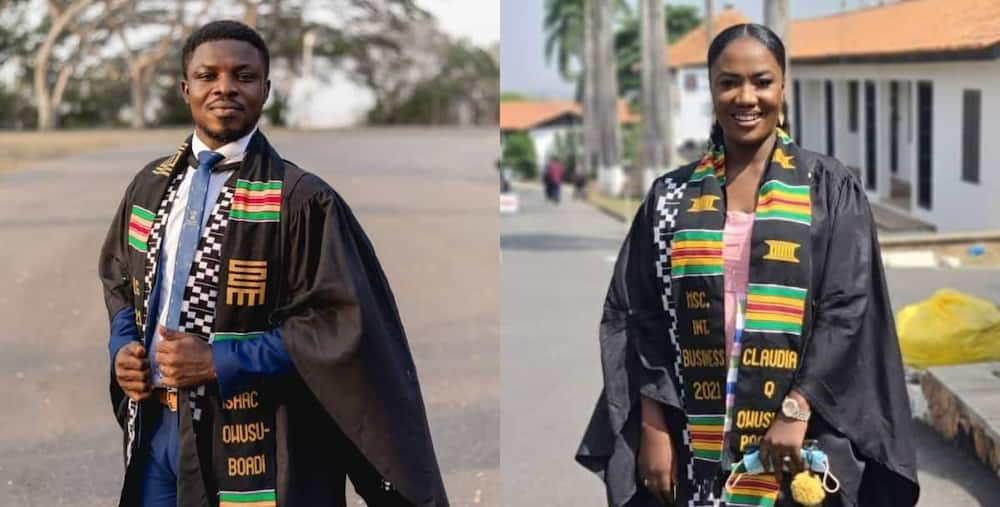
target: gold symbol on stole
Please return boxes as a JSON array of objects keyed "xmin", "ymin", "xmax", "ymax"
[
  {"xmin": 132, "ymin": 278, "xmax": 141, "ymax": 297},
  {"xmin": 763, "ymin": 240, "xmax": 801, "ymax": 263},
  {"xmin": 152, "ymin": 142, "xmax": 189, "ymax": 176},
  {"xmin": 773, "ymin": 147, "xmax": 795, "ymax": 170},
  {"xmin": 226, "ymin": 259, "xmax": 267, "ymax": 306},
  {"xmin": 688, "ymin": 195, "xmax": 720, "ymax": 213}
]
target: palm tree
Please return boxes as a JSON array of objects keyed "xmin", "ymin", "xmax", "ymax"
[
  {"xmin": 544, "ymin": 0, "xmax": 629, "ymax": 82},
  {"xmin": 639, "ymin": 0, "xmax": 672, "ymax": 190},
  {"xmin": 543, "ymin": 0, "xmax": 585, "ymax": 81},
  {"xmin": 585, "ymin": 0, "xmax": 625, "ymax": 195},
  {"xmin": 764, "ymin": 0, "xmax": 791, "ymax": 135}
]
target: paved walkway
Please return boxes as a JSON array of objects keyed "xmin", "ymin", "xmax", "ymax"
[{"xmin": 501, "ymin": 183, "xmax": 1000, "ymax": 506}]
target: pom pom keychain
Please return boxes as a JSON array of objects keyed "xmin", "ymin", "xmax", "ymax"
[{"xmin": 790, "ymin": 470, "xmax": 825, "ymax": 506}]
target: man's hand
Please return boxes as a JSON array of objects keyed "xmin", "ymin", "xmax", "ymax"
[
  {"xmin": 639, "ymin": 397, "xmax": 677, "ymax": 505},
  {"xmin": 759, "ymin": 390, "xmax": 810, "ymax": 483},
  {"xmin": 156, "ymin": 326, "xmax": 216, "ymax": 388},
  {"xmin": 114, "ymin": 342, "xmax": 152, "ymax": 401}
]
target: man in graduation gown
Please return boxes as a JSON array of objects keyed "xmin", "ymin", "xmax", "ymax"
[
  {"xmin": 98, "ymin": 20, "xmax": 447, "ymax": 507},
  {"xmin": 576, "ymin": 135, "xmax": 919, "ymax": 506}
]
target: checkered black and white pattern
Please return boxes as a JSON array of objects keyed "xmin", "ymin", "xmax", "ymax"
[
  {"xmin": 689, "ymin": 497, "xmax": 722, "ymax": 507},
  {"xmin": 125, "ymin": 174, "xmax": 184, "ymax": 464},
  {"xmin": 178, "ymin": 185, "xmax": 234, "ymax": 422},
  {"xmin": 179, "ymin": 185, "xmax": 234, "ymax": 340},
  {"xmin": 141, "ymin": 177, "xmax": 183, "ymax": 330},
  {"xmin": 654, "ymin": 176, "xmax": 718, "ymax": 505}
]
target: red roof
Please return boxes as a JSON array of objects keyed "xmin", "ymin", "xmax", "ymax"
[
  {"xmin": 668, "ymin": 0, "xmax": 1000, "ymax": 68},
  {"xmin": 500, "ymin": 99, "xmax": 639, "ymax": 131}
]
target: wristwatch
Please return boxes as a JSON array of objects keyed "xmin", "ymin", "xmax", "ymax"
[{"xmin": 781, "ymin": 396, "xmax": 811, "ymax": 422}]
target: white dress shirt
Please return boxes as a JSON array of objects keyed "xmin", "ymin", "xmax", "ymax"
[{"xmin": 151, "ymin": 127, "xmax": 257, "ymax": 385}]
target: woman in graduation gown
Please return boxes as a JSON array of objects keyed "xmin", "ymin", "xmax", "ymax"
[{"xmin": 576, "ymin": 23, "xmax": 919, "ymax": 507}]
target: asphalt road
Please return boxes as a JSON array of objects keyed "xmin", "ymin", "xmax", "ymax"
[
  {"xmin": 500, "ymin": 183, "xmax": 1000, "ymax": 506},
  {"xmin": 0, "ymin": 128, "xmax": 499, "ymax": 506}
]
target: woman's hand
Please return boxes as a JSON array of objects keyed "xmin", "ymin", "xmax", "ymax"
[
  {"xmin": 759, "ymin": 391, "xmax": 810, "ymax": 483},
  {"xmin": 639, "ymin": 397, "xmax": 677, "ymax": 505}
]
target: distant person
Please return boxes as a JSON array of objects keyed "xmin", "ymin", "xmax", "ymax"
[
  {"xmin": 572, "ymin": 169, "xmax": 587, "ymax": 200},
  {"xmin": 498, "ymin": 159, "xmax": 512, "ymax": 194},
  {"xmin": 544, "ymin": 156, "xmax": 564, "ymax": 203},
  {"xmin": 98, "ymin": 20, "xmax": 446, "ymax": 506},
  {"xmin": 577, "ymin": 23, "xmax": 918, "ymax": 506}
]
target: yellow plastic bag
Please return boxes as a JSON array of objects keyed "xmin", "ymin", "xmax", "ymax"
[{"xmin": 896, "ymin": 289, "xmax": 1000, "ymax": 368}]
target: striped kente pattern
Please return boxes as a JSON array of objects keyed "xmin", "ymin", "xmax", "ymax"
[
  {"xmin": 689, "ymin": 149, "xmax": 727, "ymax": 184},
  {"xmin": 230, "ymin": 180, "xmax": 281, "ymax": 222},
  {"xmin": 671, "ymin": 230, "xmax": 723, "ymax": 277},
  {"xmin": 744, "ymin": 283, "xmax": 807, "ymax": 335},
  {"xmin": 756, "ymin": 180, "xmax": 811, "ymax": 226},
  {"xmin": 211, "ymin": 332, "xmax": 265, "ymax": 343},
  {"xmin": 128, "ymin": 205, "xmax": 155, "ymax": 252},
  {"xmin": 687, "ymin": 414, "xmax": 724, "ymax": 461},
  {"xmin": 219, "ymin": 490, "xmax": 276, "ymax": 507},
  {"xmin": 723, "ymin": 473, "xmax": 780, "ymax": 506}
]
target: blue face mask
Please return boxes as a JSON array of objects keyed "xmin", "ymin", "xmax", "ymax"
[{"xmin": 728, "ymin": 442, "xmax": 841, "ymax": 493}]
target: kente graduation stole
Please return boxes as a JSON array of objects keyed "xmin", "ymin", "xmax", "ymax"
[
  {"xmin": 655, "ymin": 129, "xmax": 812, "ymax": 506},
  {"xmin": 126, "ymin": 134, "xmax": 284, "ymax": 507}
]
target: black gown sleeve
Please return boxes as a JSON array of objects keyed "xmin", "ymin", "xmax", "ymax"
[
  {"xmin": 98, "ymin": 181, "xmax": 136, "ymax": 322},
  {"xmin": 577, "ymin": 181, "xmax": 682, "ymax": 507},
  {"xmin": 795, "ymin": 171, "xmax": 920, "ymax": 506},
  {"xmin": 272, "ymin": 176, "xmax": 447, "ymax": 506},
  {"xmin": 98, "ymin": 181, "xmax": 136, "ymax": 428}
]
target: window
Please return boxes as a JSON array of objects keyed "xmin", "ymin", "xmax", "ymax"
[
  {"xmin": 825, "ymin": 80, "xmax": 835, "ymax": 156},
  {"xmin": 864, "ymin": 81, "xmax": 877, "ymax": 191},
  {"xmin": 793, "ymin": 80, "xmax": 802, "ymax": 142},
  {"xmin": 962, "ymin": 89, "xmax": 981, "ymax": 184},
  {"xmin": 848, "ymin": 80, "xmax": 859, "ymax": 133},
  {"xmin": 917, "ymin": 81, "xmax": 933, "ymax": 210}
]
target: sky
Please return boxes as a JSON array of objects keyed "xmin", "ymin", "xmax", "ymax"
[
  {"xmin": 500, "ymin": 0, "xmax": 889, "ymax": 99},
  {"xmin": 419, "ymin": 0, "xmax": 500, "ymax": 48}
]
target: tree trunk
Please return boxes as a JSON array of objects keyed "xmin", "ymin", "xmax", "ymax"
[
  {"xmin": 583, "ymin": 0, "xmax": 599, "ymax": 181},
  {"xmin": 705, "ymin": 0, "xmax": 715, "ymax": 43},
  {"xmin": 764, "ymin": 0, "xmax": 791, "ymax": 133},
  {"xmin": 594, "ymin": 0, "xmax": 622, "ymax": 195},
  {"xmin": 34, "ymin": 0, "xmax": 94, "ymax": 130},
  {"xmin": 640, "ymin": 0, "xmax": 672, "ymax": 191},
  {"xmin": 130, "ymin": 69, "xmax": 146, "ymax": 128}
]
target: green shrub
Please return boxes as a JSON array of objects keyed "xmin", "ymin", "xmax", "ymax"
[{"xmin": 501, "ymin": 132, "xmax": 538, "ymax": 180}]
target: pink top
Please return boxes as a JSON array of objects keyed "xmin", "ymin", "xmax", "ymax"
[{"xmin": 723, "ymin": 211, "xmax": 754, "ymax": 356}]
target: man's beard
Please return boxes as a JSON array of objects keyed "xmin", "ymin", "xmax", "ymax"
[{"xmin": 199, "ymin": 121, "xmax": 254, "ymax": 146}]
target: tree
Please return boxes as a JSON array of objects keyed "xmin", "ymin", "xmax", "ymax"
[
  {"xmin": 33, "ymin": 0, "xmax": 96, "ymax": 130},
  {"xmin": 500, "ymin": 91, "xmax": 530, "ymax": 101},
  {"xmin": 113, "ymin": 0, "xmax": 213, "ymax": 128},
  {"xmin": 639, "ymin": 0, "xmax": 672, "ymax": 192},
  {"xmin": 544, "ymin": 0, "xmax": 628, "ymax": 84},
  {"xmin": 368, "ymin": 37, "xmax": 498, "ymax": 125},
  {"xmin": 585, "ymin": 0, "xmax": 623, "ymax": 195},
  {"xmin": 764, "ymin": 0, "xmax": 791, "ymax": 132},
  {"xmin": 501, "ymin": 132, "xmax": 538, "ymax": 180},
  {"xmin": 705, "ymin": 0, "xmax": 715, "ymax": 44},
  {"xmin": 616, "ymin": 5, "xmax": 701, "ymax": 100}
]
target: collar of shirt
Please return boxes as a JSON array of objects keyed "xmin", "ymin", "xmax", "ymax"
[{"xmin": 191, "ymin": 126, "xmax": 258, "ymax": 166}]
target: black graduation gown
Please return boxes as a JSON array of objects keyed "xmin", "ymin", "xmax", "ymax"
[
  {"xmin": 575, "ymin": 149, "xmax": 919, "ymax": 506},
  {"xmin": 99, "ymin": 132, "xmax": 449, "ymax": 506}
]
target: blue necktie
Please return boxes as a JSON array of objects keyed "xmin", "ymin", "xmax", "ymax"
[{"xmin": 164, "ymin": 150, "xmax": 225, "ymax": 330}]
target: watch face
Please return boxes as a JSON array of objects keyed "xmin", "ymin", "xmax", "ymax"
[{"xmin": 782, "ymin": 398, "xmax": 798, "ymax": 416}]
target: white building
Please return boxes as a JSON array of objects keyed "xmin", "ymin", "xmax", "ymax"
[
  {"xmin": 499, "ymin": 99, "xmax": 638, "ymax": 175},
  {"xmin": 667, "ymin": 0, "xmax": 1000, "ymax": 233}
]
